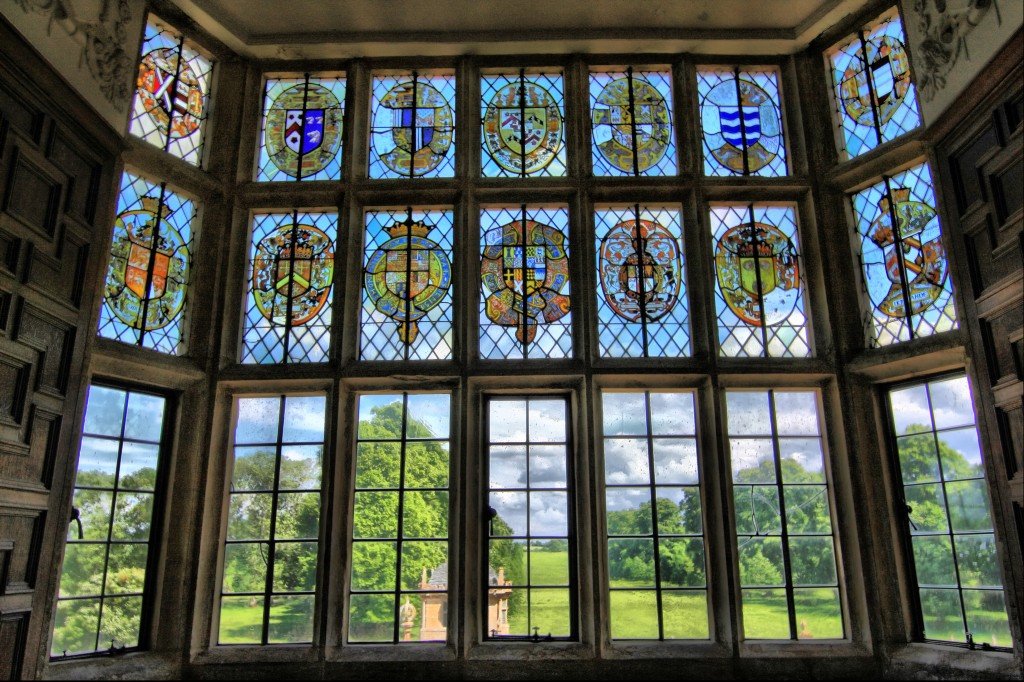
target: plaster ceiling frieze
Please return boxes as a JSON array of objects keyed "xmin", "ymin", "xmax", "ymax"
[
  {"xmin": 10, "ymin": 0, "xmax": 136, "ymax": 107},
  {"xmin": 910, "ymin": 0, "xmax": 998, "ymax": 101}
]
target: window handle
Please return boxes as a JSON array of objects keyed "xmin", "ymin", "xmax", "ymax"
[
  {"xmin": 905, "ymin": 504, "xmax": 918, "ymax": 531},
  {"xmin": 486, "ymin": 505, "xmax": 497, "ymax": 536},
  {"xmin": 69, "ymin": 506, "xmax": 84, "ymax": 540}
]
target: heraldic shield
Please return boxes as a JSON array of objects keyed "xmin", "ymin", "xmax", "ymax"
[
  {"xmin": 839, "ymin": 35, "xmax": 912, "ymax": 128},
  {"xmin": 265, "ymin": 83, "xmax": 343, "ymax": 178},
  {"xmin": 592, "ymin": 76, "xmax": 671, "ymax": 173},
  {"xmin": 365, "ymin": 218, "xmax": 452, "ymax": 345},
  {"xmin": 481, "ymin": 219, "xmax": 570, "ymax": 345},
  {"xmin": 599, "ymin": 218, "xmax": 681, "ymax": 323},
  {"xmin": 252, "ymin": 223, "xmax": 335, "ymax": 327},
  {"xmin": 868, "ymin": 187, "xmax": 947, "ymax": 319},
  {"xmin": 484, "ymin": 81, "xmax": 563, "ymax": 175},
  {"xmin": 715, "ymin": 221, "xmax": 800, "ymax": 327},
  {"xmin": 105, "ymin": 196, "xmax": 190, "ymax": 331},
  {"xmin": 702, "ymin": 77, "xmax": 783, "ymax": 174},
  {"xmin": 136, "ymin": 48, "xmax": 205, "ymax": 139},
  {"xmin": 377, "ymin": 80, "xmax": 454, "ymax": 177}
]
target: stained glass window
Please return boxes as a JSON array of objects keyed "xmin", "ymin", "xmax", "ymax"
[
  {"xmin": 349, "ymin": 393, "xmax": 452, "ymax": 643},
  {"xmin": 827, "ymin": 7, "xmax": 921, "ymax": 160},
  {"xmin": 595, "ymin": 205, "xmax": 689, "ymax": 358},
  {"xmin": 480, "ymin": 206, "xmax": 572, "ymax": 360},
  {"xmin": 698, "ymin": 67, "xmax": 787, "ymax": 177},
  {"xmin": 98, "ymin": 171, "xmax": 195, "ymax": 355},
  {"xmin": 486, "ymin": 397, "xmax": 574, "ymax": 639},
  {"xmin": 726, "ymin": 390, "xmax": 844, "ymax": 640},
  {"xmin": 710, "ymin": 204, "xmax": 810, "ymax": 358},
  {"xmin": 51, "ymin": 386, "xmax": 167, "ymax": 657},
  {"xmin": 370, "ymin": 72, "xmax": 456, "ymax": 179},
  {"xmin": 362, "ymin": 208, "xmax": 454, "ymax": 361},
  {"xmin": 219, "ymin": 395, "xmax": 326, "ymax": 645},
  {"xmin": 886, "ymin": 375, "xmax": 1011, "ymax": 648},
  {"xmin": 602, "ymin": 391, "xmax": 708, "ymax": 639},
  {"xmin": 851, "ymin": 162, "xmax": 957, "ymax": 347},
  {"xmin": 242, "ymin": 211, "xmax": 337, "ymax": 365},
  {"xmin": 256, "ymin": 74, "xmax": 346, "ymax": 182},
  {"xmin": 589, "ymin": 67, "xmax": 676, "ymax": 177},
  {"xmin": 481, "ymin": 70, "xmax": 566, "ymax": 178},
  {"xmin": 129, "ymin": 16, "xmax": 213, "ymax": 167}
]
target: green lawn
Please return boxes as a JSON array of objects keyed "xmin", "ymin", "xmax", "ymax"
[{"xmin": 219, "ymin": 595, "xmax": 313, "ymax": 644}]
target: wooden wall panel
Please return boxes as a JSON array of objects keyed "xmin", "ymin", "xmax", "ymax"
[{"xmin": 0, "ymin": 16, "xmax": 121, "ymax": 680}]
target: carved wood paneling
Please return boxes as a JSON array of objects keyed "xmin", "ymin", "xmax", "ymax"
[{"xmin": 0, "ymin": 15, "xmax": 120, "ymax": 679}]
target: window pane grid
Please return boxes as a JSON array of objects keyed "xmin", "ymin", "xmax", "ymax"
[
  {"xmin": 257, "ymin": 73, "xmax": 346, "ymax": 182},
  {"xmin": 487, "ymin": 397, "xmax": 574, "ymax": 640},
  {"xmin": 886, "ymin": 375, "xmax": 1011, "ymax": 649},
  {"xmin": 349, "ymin": 393, "xmax": 452, "ymax": 644},
  {"xmin": 481, "ymin": 70, "xmax": 566, "ymax": 178},
  {"xmin": 727, "ymin": 390, "xmax": 844, "ymax": 641},
  {"xmin": 51, "ymin": 386, "xmax": 167, "ymax": 658},
  {"xmin": 98, "ymin": 171, "xmax": 195, "ymax": 355},
  {"xmin": 698, "ymin": 66, "xmax": 788, "ymax": 177},
  {"xmin": 219, "ymin": 395, "xmax": 326, "ymax": 645},
  {"xmin": 589, "ymin": 67, "xmax": 676, "ymax": 176},
  {"xmin": 480, "ymin": 207, "xmax": 572, "ymax": 360},
  {"xmin": 370, "ymin": 72, "xmax": 456, "ymax": 179},
  {"xmin": 602, "ymin": 391, "xmax": 708, "ymax": 640},
  {"xmin": 129, "ymin": 16, "xmax": 213, "ymax": 167}
]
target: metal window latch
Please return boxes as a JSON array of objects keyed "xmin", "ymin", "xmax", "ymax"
[
  {"xmin": 905, "ymin": 504, "xmax": 918, "ymax": 531},
  {"xmin": 487, "ymin": 505, "xmax": 497, "ymax": 535},
  {"xmin": 69, "ymin": 507, "xmax": 83, "ymax": 540}
]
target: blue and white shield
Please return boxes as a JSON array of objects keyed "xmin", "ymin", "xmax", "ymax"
[
  {"xmin": 285, "ymin": 109, "xmax": 326, "ymax": 154},
  {"xmin": 394, "ymin": 108, "xmax": 435, "ymax": 148},
  {"xmin": 719, "ymin": 106, "xmax": 761, "ymax": 148}
]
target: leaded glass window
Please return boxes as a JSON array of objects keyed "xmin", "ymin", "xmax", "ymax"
[
  {"xmin": 851, "ymin": 162, "xmax": 957, "ymax": 347},
  {"xmin": 698, "ymin": 67, "xmax": 787, "ymax": 177},
  {"xmin": 219, "ymin": 395, "xmax": 326, "ymax": 645},
  {"xmin": 98, "ymin": 171, "xmax": 195, "ymax": 355},
  {"xmin": 369, "ymin": 71, "xmax": 456, "ymax": 179},
  {"xmin": 361, "ymin": 208, "xmax": 454, "ymax": 361},
  {"xmin": 710, "ymin": 204, "xmax": 810, "ymax": 358},
  {"xmin": 129, "ymin": 16, "xmax": 213, "ymax": 167},
  {"xmin": 827, "ymin": 7, "xmax": 921, "ymax": 160},
  {"xmin": 481, "ymin": 70, "xmax": 566, "ymax": 178},
  {"xmin": 486, "ymin": 397, "xmax": 575, "ymax": 639},
  {"xmin": 886, "ymin": 375, "xmax": 1011, "ymax": 648},
  {"xmin": 51, "ymin": 385, "xmax": 168, "ymax": 657},
  {"xmin": 242, "ymin": 211, "xmax": 337, "ymax": 364},
  {"xmin": 601, "ymin": 391, "xmax": 708, "ymax": 640},
  {"xmin": 595, "ymin": 205, "xmax": 689, "ymax": 358},
  {"xmin": 480, "ymin": 206, "xmax": 572, "ymax": 360},
  {"xmin": 348, "ymin": 393, "xmax": 452, "ymax": 643},
  {"xmin": 256, "ymin": 74, "xmax": 346, "ymax": 182},
  {"xmin": 589, "ymin": 67, "xmax": 676, "ymax": 177},
  {"xmin": 726, "ymin": 390, "xmax": 843, "ymax": 640}
]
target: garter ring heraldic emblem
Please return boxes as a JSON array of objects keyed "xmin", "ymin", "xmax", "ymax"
[
  {"xmin": 715, "ymin": 221, "xmax": 799, "ymax": 327},
  {"xmin": 592, "ymin": 76, "xmax": 671, "ymax": 173},
  {"xmin": 136, "ymin": 47, "xmax": 204, "ymax": 139},
  {"xmin": 377, "ymin": 80, "xmax": 453, "ymax": 176},
  {"xmin": 599, "ymin": 218, "xmax": 681, "ymax": 323},
  {"xmin": 365, "ymin": 216, "xmax": 452, "ymax": 345},
  {"xmin": 869, "ymin": 187, "xmax": 947, "ymax": 320},
  {"xmin": 105, "ymin": 196, "xmax": 189, "ymax": 331},
  {"xmin": 265, "ymin": 83, "xmax": 343, "ymax": 178},
  {"xmin": 483, "ymin": 81, "xmax": 562, "ymax": 175},
  {"xmin": 839, "ymin": 35, "xmax": 912, "ymax": 128},
  {"xmin": 481, "ymin": 219, "xmax": 570, "ymax": 345},
  {"xmin": 703, "ymin": 77, "xmax": 783, "ymax": 174},
  {"xmin": 252, "ymin": 223, "xmax": 335, "ymax": 327}
]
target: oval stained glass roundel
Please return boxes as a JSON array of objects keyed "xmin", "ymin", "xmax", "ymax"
[
  {"xmin": 374, "ymin": 80, "xmax": 454, "ymax": 177},
  {"xmin": 264, "ymin": 83, "xmax": 343, "ymax": 179},
  {"xmin": 592, "ymin": 76, "xmax": 671, "ymax": 174},
  {"xmin": 136, "ymin": 47, "xmax": 206, "ymax": 140},
  {"xmin": 483, "ymin": 81, "xmax": 563, "ymax": 176}
]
